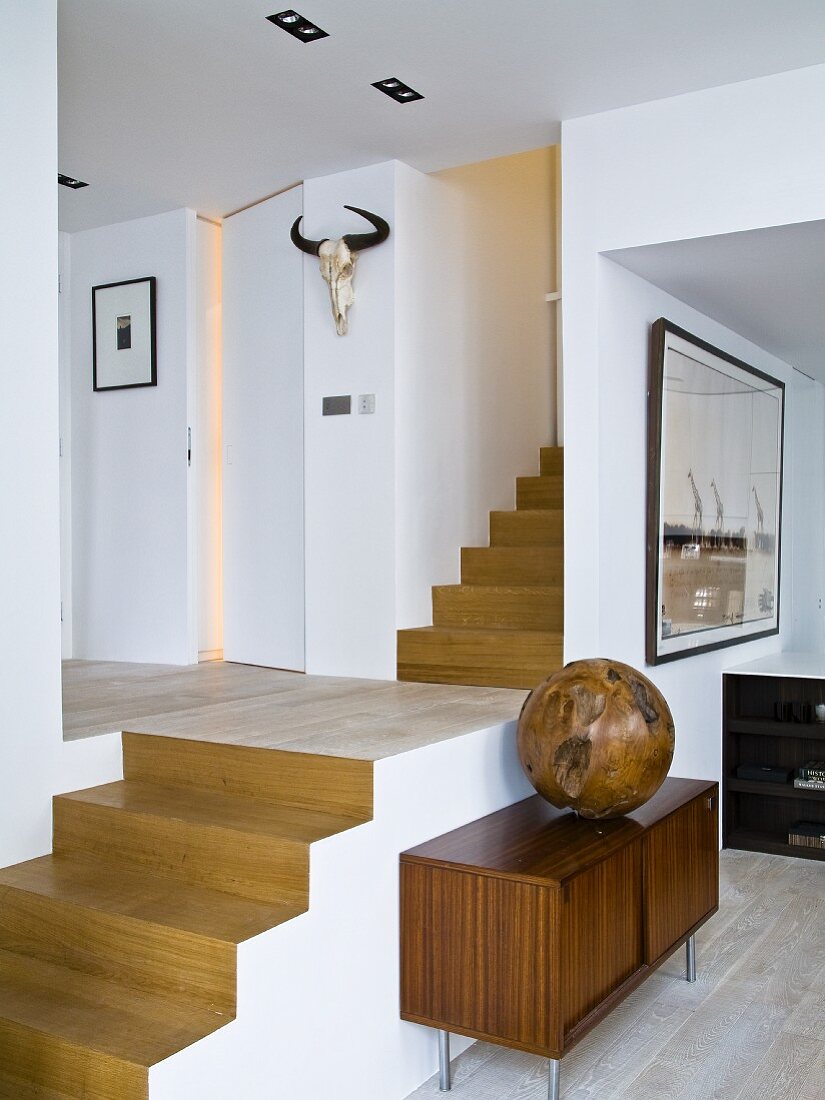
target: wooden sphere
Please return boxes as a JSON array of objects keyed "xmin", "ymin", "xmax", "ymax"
[{"xmin": 517, "ymin": 658, "xmax": 675, "ymax": 820}]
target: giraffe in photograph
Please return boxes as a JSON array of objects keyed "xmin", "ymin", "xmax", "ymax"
[
  {"xmin": 688, "ymin": 468, "xmax": 703, "ymax": 537},
  {"xmin": 752, "ymin": 485, "xmax": 764, "ymax": 534},
  {"xmin": 711, "ymin": 479, "xmax": 724, "ymax": 531}
]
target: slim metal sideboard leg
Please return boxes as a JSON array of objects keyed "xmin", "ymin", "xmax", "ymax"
[
  {"xmin": 438, "ymin": 1030, "xmax": 452, "ymax": 1091},
  {"xmin": 686, "ymin": 934, "xmax": 697, "ymax": 983},
  {"xmin": 548, "ymin": 1058, "xmax": 560, "ymax": 1100}
]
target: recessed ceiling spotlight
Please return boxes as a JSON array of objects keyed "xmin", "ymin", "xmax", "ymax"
[
  {"xmin": 267, "ymin": 10, "xmax": 329, "ymax": 41},
  {"xmin": 58, "ymin": 174, "xmax": 88, "ymax": 189},
  {"xmin": 372, "ymin": 77, "xmax": 424, "ymax": 104}
]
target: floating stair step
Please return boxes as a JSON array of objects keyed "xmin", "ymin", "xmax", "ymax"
[
  {"xmin": 122, "ymin": 733, "xmax": 373, "ymax": 822},
  {"xmin": 539, "ymin": 447, "xmax": 564, "ymax": 475},
  {"xmin": 516, "ymin": 475, "xmax": 563, "ymax": 510},
  {"xmin": 432, "ymin": 584, "xmax": 563, "ymax": 630},
  {"xmin": 0, "ymin": 947, "xmax": 229, "ymax": 1099},
  {"xmin": 461, "ymin": 545, "xmax": 563, "ymax": 586},
  {"xmin": 489, "ymin": 509, "xmax": 563, "ymax": 546},
  {"xmin": 0, "ymin": 853, "xmax": 302, "ymax": 1011},
  {"xmin": 397, "ymin": 627, "xmax": 563, "ymax": 690},
  {"xmin": 53, "ymin": 781, "xmax": 361, "ymax": 906}
]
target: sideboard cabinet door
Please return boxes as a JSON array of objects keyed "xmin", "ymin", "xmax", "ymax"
[
  {"xmin": 560, "ymin": 838, "xmax": 644, "ymax": 1040},
  {"xmin": 643, "ymin": 790, "xmax": 719, "ymax": 964}
]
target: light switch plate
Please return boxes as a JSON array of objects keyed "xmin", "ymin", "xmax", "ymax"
[
  {"xmin": 358, "ymin": 393, "xmax": 376, "ymax": 414},
  {"xmin": 322, "ymin": 394, "xmax": 351, "ymax": 416}
]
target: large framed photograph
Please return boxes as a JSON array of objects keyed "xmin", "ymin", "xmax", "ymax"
[
  {"xmin": 646, "ymin": 318, "xmax": 784, "ymax": 664},
  {"xmin": 92, "ymin": 276, "xmax": 157, "ymax": 391}
]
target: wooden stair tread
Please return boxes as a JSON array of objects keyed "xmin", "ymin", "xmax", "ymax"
[
  {"xmin": 489, "ymin": 509, "xmax": 563, "ymax": 546},
  {"xmin": 398, "ymin": 626, "xmax": 562, "ymax": 689},
  {"xmin": 0, "ymin": 947, "xmax": 228, "ymax": 1066},
  {"xmin": 434, "ymin": 584, "xmax": 563, "ymax": 595},
  {"xmin": 57, "ymin": 781, "xmax": 361, "ymax": 845},
  {"xmin": 539, "ymin": 447, "xmax": 563, "ymax": 475},
  {"xmin": 516, "ymin": 475, "xmax": 563, "ymax": 509},
  {"xmin": 0, "ymin": 854, "xmax": 301, "ymax": 943},
  {"xmin": 432, "ymin": 584, "xmax": 563, "ymax": 631},
  {"xmin": 461, "ymin": 545, "xmax": 563, "ymax": 586}
]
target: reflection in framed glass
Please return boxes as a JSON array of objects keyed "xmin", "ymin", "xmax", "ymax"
[{"xmin": 646, "ymin": 318, "xmax": 784, "ymax": 664}]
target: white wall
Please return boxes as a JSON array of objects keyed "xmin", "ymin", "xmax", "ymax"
[
  {"xmin": 303, "ymin": 165, "xmax": 398, "ymax": 679},
  {"xmin": 0, "ymin": 1, "xmax": 61, "ymax": 864},
  {"xmin": 301, "ymin": 155, "xmax": 556, "ymax": 676},
  {"xmin": 222, "ymin": 187, "xmax": 305, "ymax": 671},
  {"xmin": 69, "ymin": 208, "xmax": 197, "ymax": 665},
  {"xmin": 562, "ymin": 64, "xmax": 825, "ymax": 782},
  {"xmin": 195, "ymin": 218, "xmax": 223, "ymax": 660},
  {"xmin": 594, "ymin": 259, "xmax": 815, "ymax": 781},
  {"xmin": 58, "ymin": 231, "xmax": 73, "ymax": 656},
  {"xmin": 787, "ymin": 371, "xmax": 825, "ymax": 653},
  {"xmin": 395, "ymin": 151, "xmax": 556, "ymax": 628}
]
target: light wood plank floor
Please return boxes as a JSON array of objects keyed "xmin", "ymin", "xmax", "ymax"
[
  {"xmin": 404, "ymin": 849, "xmax": 825, "ymax": 1100},
  {"xmin": 62, "ymin": 660, "xmax": 527, "ymax": 760}
]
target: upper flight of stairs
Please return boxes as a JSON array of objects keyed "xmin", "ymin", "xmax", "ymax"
[
  {"xmin": 0, "ymin": 734, "xmax": 372, "ymax": 1099},
  {"xmin": 397, "ymin": 446, "xmax": 564, "ymax": 690}
]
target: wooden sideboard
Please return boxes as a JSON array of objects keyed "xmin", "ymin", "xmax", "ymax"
[{"xmin": 400, "ymin": 777, "xmax": 718, "ymax": 1097}]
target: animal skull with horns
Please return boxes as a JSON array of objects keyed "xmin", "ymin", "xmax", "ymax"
[{"xmin": 291, "ymin": 205, "xmax": 390, "ymax": 336}]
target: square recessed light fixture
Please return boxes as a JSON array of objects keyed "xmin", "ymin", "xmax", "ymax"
[
  {"xmin": 58, "ymin": 174, "xmax": 88, "ymax": 189},
  {"xmin": 267, "ymin": 10, "xmax": 329, "ymax": 41},
  {"xmin": 372, "ymin": 77, "xmax": 424, "ymax": 104}
]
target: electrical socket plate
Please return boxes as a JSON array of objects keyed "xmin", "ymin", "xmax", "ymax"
[{"xmin": 358, "ymin": 393, "xmax": 376, "ymax": 414}]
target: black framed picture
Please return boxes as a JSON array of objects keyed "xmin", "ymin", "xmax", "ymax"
[
  {"xmin": 646, "ymin": 318, "xmax": 784, "ymax": 664},
  {"xmin": 92, "ymin": 276, "xmax": 157, "ymax": 391}
]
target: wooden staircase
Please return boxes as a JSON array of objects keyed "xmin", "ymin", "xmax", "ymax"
[
  {"xmin": 397, "ymin": 446, "xmax": 564, "ymax": 690},
  {"xmin": 0, "ymin": 733, "xmax": 372, "ymax": 1098}
]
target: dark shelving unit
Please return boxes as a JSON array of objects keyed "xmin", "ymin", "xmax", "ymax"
[{"xmin": 723, "ymin": 670, "xmax": 825, "ymax": 861}]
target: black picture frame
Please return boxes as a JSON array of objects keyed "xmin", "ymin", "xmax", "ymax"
[
  {"xmin": 646, "ymin": 318, "xmax": 785, "ymax": 665},
  {"xmin": 92, "ymin": 276, "xmax": 157, "ymax": 391}
]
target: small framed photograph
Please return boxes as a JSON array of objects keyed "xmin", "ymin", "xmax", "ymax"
[
  {"xmin": 646, "ymin": 318, "xmax": 784, "ymax": 664},
  {"xmin": 92, "ymin": 276, "xmax": 157, "ymax": 391}
]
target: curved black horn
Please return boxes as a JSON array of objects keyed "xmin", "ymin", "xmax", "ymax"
[
  {"xmin": 341, "ymin": 206, "xmax": 390, "ymax": 251},
  {"xmin": 290, "ymin": 216, "xmax": 327, "ymax": 256}
]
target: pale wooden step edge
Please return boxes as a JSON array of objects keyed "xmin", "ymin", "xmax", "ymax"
[
  {"xmin": 0, "ymin": 1019, "xmax": 147, "ymax": 1100},
  {"xmin": 539, "ymin": 447, "xmax": 564, "ymax": 475},
  {"xmin": 461, "ymin": 545, "xmax": 563, "ymax": 586},
  {"xmin": 515, "ymin": 475, "xmax": 564, "ymax": 510},
  {"xmin": 0, "ymin": 874, "xmax": 236, "ymax": 1014},
  {"xmin": 432, "ymin": 585, "xmax": 564, "ymax": 631},
  {"xmin": 0, "ymin": 852, "xmax": 303, "ymax": 944},
  {"xmin": 489, "ymin": 509, "xmax": 563, "ymax": 547},
  {"xmin": 122, "ymin": 734, "xmax": 374, "ymax": 823},
  {"xmin": 53, "ymin": 792, "xmax": 310, "ymax": 907},
  {"xmin": 0, "ymin": 947, "xmax": 230, "ymax": 1075},
  {"xmin": 397, "ymin": 627, "xmax": 563, "ymax": 690}
]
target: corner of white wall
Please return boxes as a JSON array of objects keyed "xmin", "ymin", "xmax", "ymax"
[
  {"xmin": 302, "ymin": 162, "xmax": 399, "ymax": 679},
  {"xmin": 0, "ymin": 0, "xmax": 62, "ymax": 866}
]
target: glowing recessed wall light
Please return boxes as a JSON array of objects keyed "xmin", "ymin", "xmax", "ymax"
[
  {"xmin": 267, "ymin": 10, "xmax": 329, "ymax": 41},
  {"xmin": 58, "ymin": 174, "xmax": 88, "ymax": 189},
  {"xmin": 372, "ymin": 77, "xmax": 424, "ymax": 103}
]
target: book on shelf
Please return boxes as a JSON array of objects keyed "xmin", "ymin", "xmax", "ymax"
[
  {"xmin": 798, "ymin": 761, "xmax": 825, "ymax": 780},
  {"xmin": 789, "ymin": 821, "xmax": 825, "ymax": 849},
  {"xmin": 794, "ymin": 777, "xmax": 825, "ymax": 791}
]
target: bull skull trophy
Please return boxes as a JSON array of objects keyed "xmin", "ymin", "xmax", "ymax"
[{"xmin": 290, "ymin": 205, "xmax": 390, "ymax": 336}]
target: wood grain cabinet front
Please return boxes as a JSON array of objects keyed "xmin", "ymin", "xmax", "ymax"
[{"xmin": 400, "ymin": 778, "xmax": 719, "ymax": 1075}]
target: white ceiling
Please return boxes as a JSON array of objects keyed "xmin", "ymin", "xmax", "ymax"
[
  {"xmin": 607, "ymin": 220, "xmax": 825, "ymax": 383},
  {"xmin": 58, "ymin": 0, "xmax": 825, "ymax": 232}
]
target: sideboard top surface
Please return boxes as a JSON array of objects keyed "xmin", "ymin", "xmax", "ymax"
[
  {"xmin": 401, "ymin": 777, "xmax": 715, "ymax": 886},
  {"xmin": 724, "ymin": 652, "xmax": 825, "ymax": 679}
]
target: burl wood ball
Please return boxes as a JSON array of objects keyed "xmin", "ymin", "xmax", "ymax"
[{"xmin": 517, "ymin": 658, "xmax": 675, "ymax": 820}]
